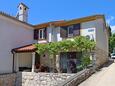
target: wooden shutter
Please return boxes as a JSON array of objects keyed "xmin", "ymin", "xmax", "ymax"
[
  {"xmin": 60, "ymin": 26, "xmax": 68, "ymax": 38},
  {"xmin": 34, "ymin": 29, "xmax": 39, "ymax": 40},
  {"xmin": 44, "ymin": 28, "xmax": 47, "ymax": 39},
  {"xmin": 73, "ymin": 23, "xmax": 80, "ymax": 36}
]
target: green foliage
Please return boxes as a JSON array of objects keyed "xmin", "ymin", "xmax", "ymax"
[
  {"xmin": 47, "ymin": 42, "xmax": 60, "ymax": 55},
  {"xmin": 35, "ymin": 36, "xmax": 95, "ymax": 56},
  {"xmin": 109, "ymin": 33, "xmax": 115, "ymax": 53},
  {"xmin": 59, "ymin": 40, "xmax": 74, "ymax": 52},
  {"xmin": 73, "ymin": 36, "xmax": 95, "ymax": 51},
  {"xmin": 35, "ymin": 43, "xmax": 48, "ymax": 55},
  {"xmin": 81, "ymin": 56, "xmax": 91, "ymax": 68}
]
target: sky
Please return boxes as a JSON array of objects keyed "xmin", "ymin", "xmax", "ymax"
[{"xmin": 0, "ymin": 0, "xmax": 115, "ymax": 27}]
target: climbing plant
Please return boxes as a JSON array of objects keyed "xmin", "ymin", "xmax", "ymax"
[{"xmin": 35, "ymin": 36, "xmax": 95, "ymax": 56}]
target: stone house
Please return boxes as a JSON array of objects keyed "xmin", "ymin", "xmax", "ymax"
[{"xmin": 0, "ymin": 3, "xmax": 109, "ymax": 74}]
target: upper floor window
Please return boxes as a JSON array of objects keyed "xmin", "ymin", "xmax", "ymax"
[
  {"xmin": 67, "ymin": 24, "xmax": 80, "ymax": 37},
  {"xmin": 39, "ymin": 29, "xmax": 44, "ymax": 39},
  {"xmin": 68, "ymin": 25, "xmax": 74, "ymax": 37},
  {"xmin": 39, "ymin": 28, "xmax": 47, "ymax": 39},
  {"xmin": 60, "ymin": 23, "xmax": 80, "ymax": 38},
  {"xmin": 34, "ymin": 28, "xmax": 47, "ymax": 40}
]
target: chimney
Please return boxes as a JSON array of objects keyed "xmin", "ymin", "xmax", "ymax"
[{"xmin": 16, "ymin": 3, "xmax": 29, "ymax": 22}]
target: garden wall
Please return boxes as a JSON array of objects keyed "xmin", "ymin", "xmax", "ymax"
[
  {"xmin": 59, "ymin": 68, "xmax": 94, "ymax": 86},
  {"xmin": 0, "ymin": 73, "xmax": 16, "ymax": 86},
  {"xmin": 16, "ymin": 72, "xmax": 75, "ymax": 86},
  {"xmin": 0, "ymin": 68, "xmax": 94, "ymax": 86}
]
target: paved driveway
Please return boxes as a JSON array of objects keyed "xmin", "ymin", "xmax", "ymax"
[{"xmin": 79, "ymin": 61, "xmax": 115, "ymax": 86}]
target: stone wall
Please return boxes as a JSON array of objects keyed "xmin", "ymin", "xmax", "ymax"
[
  {"xmin": 95, "ymin": 47, "xmax": 109, "ymax": 67},
  {"xmin": 59, "ymin": 68, "xmax": 94, "ymax": 86},
  {"xmin": 0, "ymin": 73, "xmax": 16, "ymax": 86},
  {"xmin": 0, "ymin": 68, "xmax": 94, "ymax": 86},
  {"xmin": 16, "ymin": 72, "xmax": 75, "ymax": 86}
]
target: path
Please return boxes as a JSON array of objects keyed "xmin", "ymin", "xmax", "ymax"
[{"xmin": 79, "ymin": 61, "xmax": 115, "ymax": 86}]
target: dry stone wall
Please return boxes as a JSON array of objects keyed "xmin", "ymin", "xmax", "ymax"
[
  {"xmin": 0, "ymin": 68, "xmax": 94, "ymax": 86},
  {"xmin": 95, "ymin": 47, "xmax": 109, "ymax": 67},
  {"xmin": 16, "ymin": 72, "xmax": 75, "ymax": 86},
  {"xmin": 59, "ymin": 68, "xmax": 94, "ymax": 86},
  {"xmin": 0, "ymin": 73, "xmax": 16, "ymax": 86}
]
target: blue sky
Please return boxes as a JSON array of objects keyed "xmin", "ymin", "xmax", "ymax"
[{"xmin": 0, "ymin": 0, "xmax": 115, "ymax": 26}]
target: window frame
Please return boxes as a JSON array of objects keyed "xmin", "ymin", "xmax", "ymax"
[
  {"xmin": 67, "ymin": 25, "xmax": 74, "ymax": 37},
  {"xmin": 38, "ymin": 29, "xmax": 45, "ymax": 39}
]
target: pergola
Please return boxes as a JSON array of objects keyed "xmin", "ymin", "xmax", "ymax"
[{"xmin": 12, "ymin": 44, "xmax": 37, "ymax": 72}]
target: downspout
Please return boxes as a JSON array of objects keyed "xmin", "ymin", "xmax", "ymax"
[{"xmin": 11, "ymin": 50, "xmax": 15, "ymax": 73}]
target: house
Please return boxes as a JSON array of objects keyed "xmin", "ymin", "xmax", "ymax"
[
  {"xmin": 0, "ymin": 3, "xmax": 109, "ymax": 74},
  {"xmin": 0, "ymin": 3, "xmax": 34, "ymax": 74},
  {"xmin": 32, "ymin": 14, "xmax": 109, "ymax": 73}
]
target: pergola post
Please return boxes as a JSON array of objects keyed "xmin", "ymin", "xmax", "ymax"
[
  {"xmin": 56, "ymin": 54, "xmax": 60, "ymax": 72},
  {"xmin": 32, "ymin": 52, "xmax": 35, "ymax": 72},
  {"xmin": 16, "ymin": 53, "xmax": 19, "ymax": 72}
]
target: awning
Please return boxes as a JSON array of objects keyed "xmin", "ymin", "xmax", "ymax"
[{"xmin": 12, "ymin": 44, "xmax": 37, "ymax": 53}]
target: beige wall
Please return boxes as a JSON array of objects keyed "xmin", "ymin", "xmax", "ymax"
[
  {"xmin": 14, "ymin": 53, "xmax": 32, "ymax": 71},
  {"xmin": 95, "ymin": 19, "xmax": 109, "ymax": 66},
  {"xmin": 81, "ymin": 19, "xmax": 109, "ymax": 66},
  {"xmin": 40, "ymin": 53, "xmax": 52, "ymax": 67},
  {"xmin": 18, "ymin": 53, "xmax": 32, "ymax": 68}
]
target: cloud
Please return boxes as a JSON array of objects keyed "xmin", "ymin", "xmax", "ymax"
[
  {"xmin": 111, "ymin": 25, "xmax": 115, "ymax": 33},
  {"xmin": 107, "ymin": 16, "xmax": 115, "ymax": 24}
]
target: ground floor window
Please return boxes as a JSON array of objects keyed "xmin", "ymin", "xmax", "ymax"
[{"xmin": 60, "ymin": 52, "xmax": 82, "ymax": 73}]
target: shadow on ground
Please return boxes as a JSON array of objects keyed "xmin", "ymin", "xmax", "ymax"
[{"xmin": 97, "ymin": 59, "xmax": 114, "ymax": 71}]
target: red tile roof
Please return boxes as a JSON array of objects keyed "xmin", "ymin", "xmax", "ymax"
[{"xmin": 12, "ymin": 44, "xmax": 37, "ymax": 53}]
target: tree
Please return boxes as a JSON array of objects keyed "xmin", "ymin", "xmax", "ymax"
[{"xmin": 109, "ymin": 33, "xmax": 115, "ymax": 53}]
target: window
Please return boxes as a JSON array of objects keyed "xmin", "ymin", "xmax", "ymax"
[
  {"xmin": 67, "ymin": 24, "xmax": 80, "ymax": 37},
  {"xmin": 20, "ymin": 7, "xmax": 22, "ymax": 10},
  {"xmin": 68, "ymin": 25, "xmax": 74, "ymax": 37},
  {"xmin": 60, "ymin": 26, "xmax": 68, "ymax": 38},
  {"xmin": 39, "ymin": 29, "xmax": 45, "ymax": 39},
  {"xmin": 38, "ymin": 28, "xmax": 47, "ymax": 39},
  {"xmin": 25, "ymin": 8, "xmax": 26, "ymax": 11}
]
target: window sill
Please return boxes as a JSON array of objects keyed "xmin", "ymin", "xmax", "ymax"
[{"xmin": 38, "ymin": 39, "xmax": 47, "ymax": 41}]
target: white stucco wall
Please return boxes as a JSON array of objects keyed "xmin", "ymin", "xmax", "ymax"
[
  {"xmin": 47, "ymin": 26, "xmax": 52, "ymax": 42},
  {"xmin": 47, "ymin": 26, "xmax": 61, "ymax": 42},
  {"xmin": 56, "ymin": 27, "xmax": 63, "ymax": 42},
  {"xmin": 38, "ymin": 26, "xmax": 62, "ymax": 43},
  {"xmin": 18, "ymin": 4, "xmax": 28, "ymax": 22},
  {"xmin": 0, "ymin": 15, "xmax": 34, "ymax": 73}
]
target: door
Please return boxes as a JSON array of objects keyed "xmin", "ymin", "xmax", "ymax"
[
  {"xmin": 60, "ymin": 52, "xmax": 68, "ymax": 73},
  {"xmin": 35, "ymin": 53, "xmax": 40, "ymax": 69}
]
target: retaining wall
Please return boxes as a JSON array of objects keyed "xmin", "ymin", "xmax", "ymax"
[{"xmin": 0, "ymin": 68, "xmax": 94, "ymax": 86}]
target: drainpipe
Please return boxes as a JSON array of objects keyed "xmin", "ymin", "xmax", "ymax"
[{"xmin": 11, "ymin": 50, "xmax": 15, "ymax": 73}]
